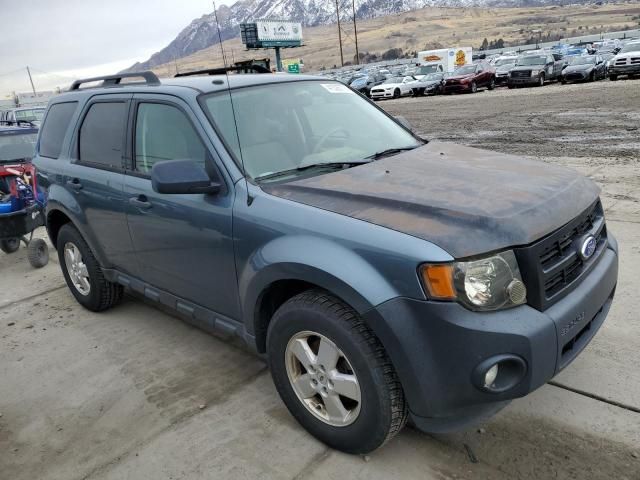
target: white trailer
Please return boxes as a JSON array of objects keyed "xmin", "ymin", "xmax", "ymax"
[{"xmin": 416, "ymin": 47, "xmax": 473, "ymax": 75}]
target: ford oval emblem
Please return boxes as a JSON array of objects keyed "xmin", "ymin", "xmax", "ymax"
[{"xmin": 580, "ymin": 235, "xmax": 597, "ymax": 260}]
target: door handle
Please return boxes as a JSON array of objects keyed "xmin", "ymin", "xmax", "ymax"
[
  {"xmin": 66, "ymin": 178, "xmax": 83, "ymax": 192},
  {"xmin": 129, "ymin": 195, "xmax": 152, "ymax": 210}
]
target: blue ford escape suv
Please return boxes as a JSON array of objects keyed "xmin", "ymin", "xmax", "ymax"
[{"xmin": 34, "ymin": 71, "xmax": 618, "ymax": 454}]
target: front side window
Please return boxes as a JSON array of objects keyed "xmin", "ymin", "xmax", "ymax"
[
  {"xmin": 201, "ymin": 81, "xmax": 420, "ymax": 181},
  {"xmin": 134, "ymin": 103, "xmax": 206, "ymax": 174},
  {"xmin": 79, "ymin": 102, "xmax": 127, "ymax": 168}
]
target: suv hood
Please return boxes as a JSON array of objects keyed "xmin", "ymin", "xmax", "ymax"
[
  {"xmin": 511, "ymin": 65, "xmax": 542, "ymax": 72},
  {"xmin": 263, "ymin": 142, "xmax": 600, "ymax": 258}
]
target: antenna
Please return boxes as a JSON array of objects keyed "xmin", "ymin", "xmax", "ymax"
[{"xmin": 212, "ymin": 1, "xmax": 253, "ymax": 205}]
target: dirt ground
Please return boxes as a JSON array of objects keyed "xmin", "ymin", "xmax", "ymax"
[{"xmin": 1, "ymin": 79, "xmax": 639, "ymax": 480}]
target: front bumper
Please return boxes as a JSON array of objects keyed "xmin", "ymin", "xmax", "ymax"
[
  {"xmin": 508, "ymin": 76, "xmax": 539, "ymax": 86},
  {"xmin": 495, "ymin": 74, "xmax": 509, "ymax": 85},
  {"xmin": 364, "ymin": 237, "xmax": 618, "ymax": 432},
  {"xmin": 443, "ymin": 83, "xmax": 471, "ymax": 93},
  {"xmin": 609, "ymin": 64, "xmax": 640, "ymax": 76},
  {"xmin": 370, "ymin": 90, "xmax": 395, "ymax": 99},
  {"xmin": 563, "ymin": 71, "xmax": 589, "ymax": 82}
]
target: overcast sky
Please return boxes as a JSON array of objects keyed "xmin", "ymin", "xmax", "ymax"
[{"xmin": 0, "ymin": 0, "xmax": 234, "ymax": 96}]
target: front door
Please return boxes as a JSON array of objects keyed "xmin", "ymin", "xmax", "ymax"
[{"xmin": 123, "ymin": 94, "xmax": 239, "ymax": 319}]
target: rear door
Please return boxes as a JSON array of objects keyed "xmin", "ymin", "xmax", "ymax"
[
  {"xmin": 123, "ymin": 94, "xmax": 238, "ymax": 319},
  {"xmin": 62, "ymin": 94, "xmax": 136, "ymax": 272}
]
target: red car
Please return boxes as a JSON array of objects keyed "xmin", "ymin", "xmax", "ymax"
[{"xmin": 443, "ymin": 62, "xmax": 496, "ymax": 94}]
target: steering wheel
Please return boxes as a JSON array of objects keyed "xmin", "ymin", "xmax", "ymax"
[{"xmin": 312, "ymin": 127, "xmax": 350, "ymax": 154}]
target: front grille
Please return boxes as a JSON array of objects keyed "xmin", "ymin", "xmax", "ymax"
[
  {"xmin": 631, "ymin": 57, "xmax": 640, "ymax": 65},
  {"xmin": 615, "ymin": 58, "xmax": 628, "ymax": 66},
  {"xmin": 511, "ymin": 70, "xmax": 531, "ymax": 78},
  {"xmin": 515, "ymin": 200, "xmax": 607, "ymax": 311},
  {"xmin": 565, "ymin": 72, "xmax": 585, "ymax": 80}
]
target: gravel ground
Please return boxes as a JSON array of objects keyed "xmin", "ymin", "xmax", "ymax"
[{"xmin": 0, "ymin": 79, "xmax": 639, "ymax": 480}]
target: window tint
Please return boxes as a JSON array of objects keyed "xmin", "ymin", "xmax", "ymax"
[
  {"xmin": 134, "ymin": 103, "xmax": 206, "ymax": 174},
  {"xmin": 79, "ymin": 102, "xmax": 127, "ymax": 168},
  {"xmin": 39, "ymin": 102, "xmax": 78, "ymax": 159}
]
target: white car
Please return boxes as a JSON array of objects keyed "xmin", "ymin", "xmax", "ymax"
[
  {"xmin": 609, "ymin": 41, "xmax": 640, "ymax": 80},
  {"xmin": 370, "ymin": 76, "xmax": 417, "ymax": 100}
]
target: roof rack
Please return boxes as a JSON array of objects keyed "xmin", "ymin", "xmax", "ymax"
[
  {"xmin": 69, "ymin": 71, "xmax": 160, "ymax": 90},
  {"xmin": 174, "ymin": 64, "xmax": 270, "ymax": 77}
]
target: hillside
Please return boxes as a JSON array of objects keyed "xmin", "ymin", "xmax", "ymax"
[{"xmin": 144, "ymin": 2, "xmax": 640, "ymax": 75}]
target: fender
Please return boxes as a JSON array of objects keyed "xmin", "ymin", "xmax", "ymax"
[
  {"xmin": 45, "ymin": 184, "xmax": 110, "ymax": 268},
  {"xmin": 239, "ymin": 234, "xmax": 401, "ymax": 336}
]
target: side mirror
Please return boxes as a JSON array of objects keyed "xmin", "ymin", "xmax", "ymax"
[
  {"xmin": 394, "ymin": 115, "xmax": 413, "ymax": 132},
  {"xmin": 151, "ymin": 159, "xmax": 221, "ymax": 195}
]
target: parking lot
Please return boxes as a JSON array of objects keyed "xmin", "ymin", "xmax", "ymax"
[{"xmin": 1, "ymin": 79, "xmax": 639, "ymax": 480}]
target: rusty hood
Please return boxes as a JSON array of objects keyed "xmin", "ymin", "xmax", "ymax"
[{"xmin": 261, "ymin": 142, "xmax": 600, "ymax": 258}]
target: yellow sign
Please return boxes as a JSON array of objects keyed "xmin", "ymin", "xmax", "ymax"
[
  {"xmin": 455, "ymin": 50, "xmax": 466, "ymax": 66},
  {"xmin": 423, "ymin": 55, "xmax": 442, "ymax": 62}
]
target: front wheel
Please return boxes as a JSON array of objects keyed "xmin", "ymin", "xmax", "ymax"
[
  {"xmin": 610, "ymin": 74, "xmax": 618, "ymax": 81},
  {"xmin": 0, "ymin": 238, "xmax": 20, "ymax": 254},
  {"xmin": 470, "ymin": 81, "xmax": 477, "ymax": 93},
  {"xmin": 487, "ymin": 77, "xmax": 495, "ymax": 90},
  {"xmin": 267, "ymin": 290, "xmax": 408, "ymax": 454},
  {"xmin": 57, "ymin": 224, "xmax": 123, "ymax": 311},
  {"xmin": 537, "ymin": 74, "xmax": 545, "ymax": 87},
  {"xmin": 393, "ymin": 88, "xmax": 400, "ymax": 99}
]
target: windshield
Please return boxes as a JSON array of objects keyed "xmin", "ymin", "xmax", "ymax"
[
  {"xmin": 495, "ymin": 58, "xmax": 516, "ymax": 66},
  {"xmin": 201, "ymin": 81, "xmax": 421, "ymax": 181},
  {"xmin": 383, "ymin": 77, "xmax": 404, "ymax": 84},
  {"xmin": 423, "ymin": 73, "xmax": 443, "ymax": 81},
  {"xmin": 0, "ymin": 132, "xmax": 38, "ymax": 162},
  {"xmin": 516, "ymin": 56, "xmax": 547, "ymax": 66},
  {"xmin": 620, "ymin": 43, "xmax": 640, "ymax": 54},
  {"xmin": 14, "ymin": 109, "xmax": 45, "ymax": 122},
  {"xmin": 569, "ymin": 56, "xmax": 596, "ymax": 65},
  {"xmin": 454, "ymin": 65, "xmax": 476, "ymax": 75}
]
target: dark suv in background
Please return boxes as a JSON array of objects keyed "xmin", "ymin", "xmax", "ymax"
[
  {"xmin": 509, "ymin": 52, "xmax": 564, "ymax": 87},
  {"xmin": 34, "ymin": 71, "xmax": 617, "ymax": 454}
]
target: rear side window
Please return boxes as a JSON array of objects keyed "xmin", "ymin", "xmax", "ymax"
[
  {"xmin": 39, "ymin": 102, "xmax": 78, "ymax": 159},
  {"xmin": 79, "ymin": 102, "xmax": 127, "ymax": 169},
  {"xmin": 134, "ymin": 103, "xmax": 206, "ymax": 174}
]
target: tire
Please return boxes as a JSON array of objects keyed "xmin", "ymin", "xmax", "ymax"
[
  {"xmin": 561, "ymin": 78, "xmax": 567, "ymax": 84},
  {"xmin": 0, "ymin": 238, "xmax": 20, "ymax": 254},
  {"xmin": 487, "ymin": 77, "xmax": 495, "ymax": 90},
  {"xmin": 393, "ymin": 88, "xmax": 400, "ymax": 99},
  {"xmin": 27, "ymin": 238, "xmax": 49, "ymax": 268},
  {"xmin": 610, "ymin": 74, "xmax": 618, "ymax": 81},
  {"xmin": 589, "ymin": 71, "xmax": 595, "ymax": 82},
  {"xmin": 507, "ymin": 84, "xmax": 515, "ymax": 89},
  {"xmin": 470, "ymin": 81, "xmax": 477, "ymax": 93},
  {"xmin": 538, "ymin": 74, "xmax": 545, "ymax": 87},
  {"xmin": 267, "ymin": 290, "xmax": 408, "ymax": 454},
  {"xmin": 57, "ymin": 224, "xmax": 123, "ymax": 312}
]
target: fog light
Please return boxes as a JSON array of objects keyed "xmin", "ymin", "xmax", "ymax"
[{"xmin": 484, "ymin": 364, "xmax": 499, "ymax": 388}]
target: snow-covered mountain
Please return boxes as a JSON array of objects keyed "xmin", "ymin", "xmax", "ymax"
[{"xmin": 127, "ymin": 0, "xmax": 590, "ymax": 71}]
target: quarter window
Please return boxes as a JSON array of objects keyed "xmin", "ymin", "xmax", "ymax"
[
  {"xmin": 79, "ymin": 102, "xmax": 127, "ymax": 168},
  {"xmin": 134, "ymin": 103, "xmax": 206, "ymax": 174},
  {"xmin": 39, "ymin": 102, "xmax": 78, "ymax": 159}
]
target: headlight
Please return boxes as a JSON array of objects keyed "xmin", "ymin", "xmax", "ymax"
[
  {"xmin": 530, "ymin": 69, "xmax": 540, "ymax": 76},
  {"xmin": 420, "ymin": 250, "xmax": 527, "ymax": 311}
]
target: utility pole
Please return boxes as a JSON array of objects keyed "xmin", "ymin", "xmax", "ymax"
[
  {"xmin": 352, "ymin": 0, "xmax": 359, "ymax": 65},
  {"xmin": 335, "ymin": 0, "xmax": 344, "ymax": 67},
  {"xmin": 26, "ymin": 66, "xmax": 36, "ymax": 95}
]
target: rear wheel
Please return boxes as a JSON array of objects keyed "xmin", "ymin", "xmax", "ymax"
[
  {"xmin": 267, "ymin": 290, "xmax": 408, "ymax": 454},
  {"xmin": 0, "ymin": 238, "xmax": 20, "ymax": 254},
  {"xmin": 57, "ymin": 224, "xmax": 123, "ymax": 311}
]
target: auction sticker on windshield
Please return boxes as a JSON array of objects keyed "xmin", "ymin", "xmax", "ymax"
[{"xmin": 321, "ymin": 83, "xmax": 351, "ymax": 93}]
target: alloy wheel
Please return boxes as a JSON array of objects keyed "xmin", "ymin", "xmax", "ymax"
[
  {"xmin": 285, "ymin": 330, "xmax": 362, "ymax": 427},
  {"xmin": 64, "ymin": 242, "xmax": 91, "ymax": 296}
]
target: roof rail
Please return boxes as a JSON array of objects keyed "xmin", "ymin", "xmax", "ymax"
[
  {"xmin": 174, "ymin": 64, "xmax": 270, "ymax": 77},
  {"xmin": 69, "ymin": 71, "xmax": 160, "ymax": 90}
]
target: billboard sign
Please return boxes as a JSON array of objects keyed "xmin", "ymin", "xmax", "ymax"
[{"xmin": 256, "ymin": 20, "xmax": 303, "ymax": 43}]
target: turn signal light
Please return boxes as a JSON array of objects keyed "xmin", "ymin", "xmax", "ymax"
[{"xmin": 421, "ymin": 264, "xmax": 456, "ymax": 300}]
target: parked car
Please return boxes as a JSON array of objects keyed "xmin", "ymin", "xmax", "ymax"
[
  {"xmin": 609, "ymin": 41, "xmax": 640, "ymax": 81},
  {"xmin": 370, "ymin": 76, "xmax": 417, "ymax": 100},
  {"xmin": 410, "ymin": 72, "xmax": 446, "ymax": 96},
  {"xmin": 35, "ymin": 71, "xmax": 618, "ymax": 455},
  {"xmin": 443, "ymin": 62, "xmax": 495, "ymax": 94},
  {"xmin": 561, "ymin": 55, "xmax": 607, "ymax": 83},
  {"xmin": 349, "ymin": 74, "xmax": 386, "ymax": 98},
  {"xmin": 493, "ymin": 56, "xmax": 518, "ymax": 86},
  {"xmin": 508, "ymin": 53, "xmax": 563, "ymax": 88},
  {"xmin": 0, "ymin": 107, "xmax": 46, "ymax": 126},
  {"xmin": 0, "ymin": 124, "xmax": 38, "ymax": 166}
]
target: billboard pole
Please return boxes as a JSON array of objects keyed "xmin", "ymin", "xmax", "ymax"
[
  {"xmin": 335, "ymin": 0, "xmax": 344, "ymax": 66},
  {"xmin": 275, "ymin": 47, "xmax": 283, "ymax": 72},
  {"xmin": 352, "ymin": 0, "xmax": 359, "ymax": 65}
]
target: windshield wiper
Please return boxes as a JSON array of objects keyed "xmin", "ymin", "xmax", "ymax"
[
  {"xmin": 255, "ymin": 161, "xmax": 370, "ymax": 182},
  {"xmin": 365, "ymin": 145, "xmax": 419, "ymax": 160}
]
